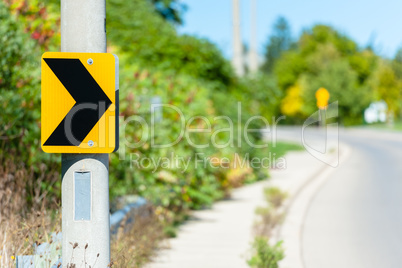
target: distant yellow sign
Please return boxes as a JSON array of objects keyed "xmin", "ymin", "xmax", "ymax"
[
  {"xmin": 316, "ymin": 87, "xmax": 330, "ymax": 109},
  {"xmin": 41, "ymin": 52, "xmax": 119, "ymax": 153}
]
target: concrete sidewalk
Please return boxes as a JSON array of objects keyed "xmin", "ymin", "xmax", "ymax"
[{"xmin": 146, "ymin": 146, "xmax": 334, "ymax": 268}]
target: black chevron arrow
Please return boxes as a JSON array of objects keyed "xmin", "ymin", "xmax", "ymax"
[{"xmin": 43, "ymin": 58, "xmax": 112, "ymax": 146}]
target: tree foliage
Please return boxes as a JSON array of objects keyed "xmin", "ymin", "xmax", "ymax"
[
  {"xmin": 372, "ymin": 60, "xmax": 401, "ymax": 117},
  {"xmin": 274, "ymin": 24, "xmax": 380, "ymax": 124},
  {"xmin": 261, "ymin": 17, "xmax": 292, "ymax": 74},
  {"xmin": 107, "ymin": 0, "xmax": 234, "ymax": 86},
  {"xmin": 150, "ymin": 0, "xmax": 186, "ymax": 25}
]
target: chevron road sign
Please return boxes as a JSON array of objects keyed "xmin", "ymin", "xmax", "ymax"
[{"xmin": 41, "ymin": 52, "xmax": 119, "ymax": 153}]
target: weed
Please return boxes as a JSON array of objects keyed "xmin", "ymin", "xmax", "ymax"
[
  {"xmin": 247, "ymin": 237, "xmax": 284, "ymax": 268},
  {"xmin": 248, "ymin": 186, "xmax": 287, "ymax": 268},
  {"xmin": 263, "ymin": 187, "xmax": 287, "ymax": 209}
]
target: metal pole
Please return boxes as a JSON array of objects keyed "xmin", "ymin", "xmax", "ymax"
[
  {"xmin": 232, "ymin": 0, "xmax": 244, "ymax": 76},
  {"xmin": 61, "ymin": 0, "xmax": 110, "ymax": 267},
  {"xmin": 249, "ymin": 0, "xmax": 259, "ymax": 73},
  {"xmin": 319, "ymin": 108, "xmax": 326, "ymax": 127}
]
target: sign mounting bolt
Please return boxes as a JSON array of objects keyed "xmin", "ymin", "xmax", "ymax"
[{"xmin": 87, "ymin": 58, "xmax": 93, "ymax": 65}]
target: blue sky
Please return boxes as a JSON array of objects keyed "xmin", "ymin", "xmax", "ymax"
[{"xmin": 178, "ymin": 0, "xmax": 402, "ymax": 59}]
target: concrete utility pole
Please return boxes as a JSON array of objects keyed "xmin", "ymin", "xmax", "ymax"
[
  {"xmin": 232, "ymin": 0, "xmax": 244, "ymax": 76},
  {"xmin": 61, "ymin": 0, "xmax": 110, "ymax": 267},
  {"xmin": 248, "ymin": 0, "xmax": 259, "ymax": 73}
]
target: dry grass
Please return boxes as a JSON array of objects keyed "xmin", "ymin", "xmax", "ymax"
[
  {"xmin": 0, "ymin": 159, "xmax": 60, "ymax": 268},
  {"xmin": 0, "ymin": 159, "xmax": 166, "ymax": 268},
  {"xmin": 110, "ymin": 204, "xmax": 166, "ymax": 268}
]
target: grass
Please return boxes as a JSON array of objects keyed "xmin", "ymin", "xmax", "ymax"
[
  {"xmin": 110, "ymin": 204, "xmax": 167, "ymax": 268},
  {"xmin": 269, "ymin": 142, "xmax": 304, "ymax": 159},
  {"xmin": 359, "ymin": 120, "xmax": 402, "ymax": 132},
  {"xmin": 0, "ymin": 159, "xmax": 61, "ymax": 268},
  {"xmin": 0, "ymin": 158, "xmax": 166, "ymax": 268}
]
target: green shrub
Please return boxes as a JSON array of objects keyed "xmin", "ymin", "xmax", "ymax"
[
  {"xmin": 264, "ymin": 187, "xmax": 288, "ymax": 209},
  {"xmin": 248, "ymin": 237, "xmax": 284, "ymax": 268},
  {"xmin": 109, "ymin": 66, "xmax": 263, "ymax": 211}
]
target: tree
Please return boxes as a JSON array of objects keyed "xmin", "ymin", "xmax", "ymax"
[
  {"xmin": 280, "ymin": 83, "xmax": 304, "ymax": 118},
  {"xmin": 372, "ymin": 61, "xmax": 401, "ymax": 117},
  {"xmin": 391, "ymin": 47, "xmax": 402, "ymax": 80},
  {"xmin": 261, "ymin": 17, "xmax": 292, "ymax": 73},
  {"xmin": 107, "ymin": 0, "xmax": 234, "ymax": 86},
  {"xmin": 150, "ymin": 0, "xmax": 186, "ymax": 25},
  {"xmin": 303, "ymin": 60, "xmax": 373, "ymax": 125},
  {"xmin": 273, "ymin": 24, "xmax": 378, "ymax": 124}
]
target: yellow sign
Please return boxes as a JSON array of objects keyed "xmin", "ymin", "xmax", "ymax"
[
  {"xmin": 41, "ymin": 52, "xmax": 119, "ymax": 153},
  {"xmin": 316, "ymin": 87, "xmax": 330, "ymax": 109}
]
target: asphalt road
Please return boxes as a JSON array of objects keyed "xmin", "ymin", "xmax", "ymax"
[{"xmin": 289, "ymin": 127, "xmax": 402, "ymax": 268}]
